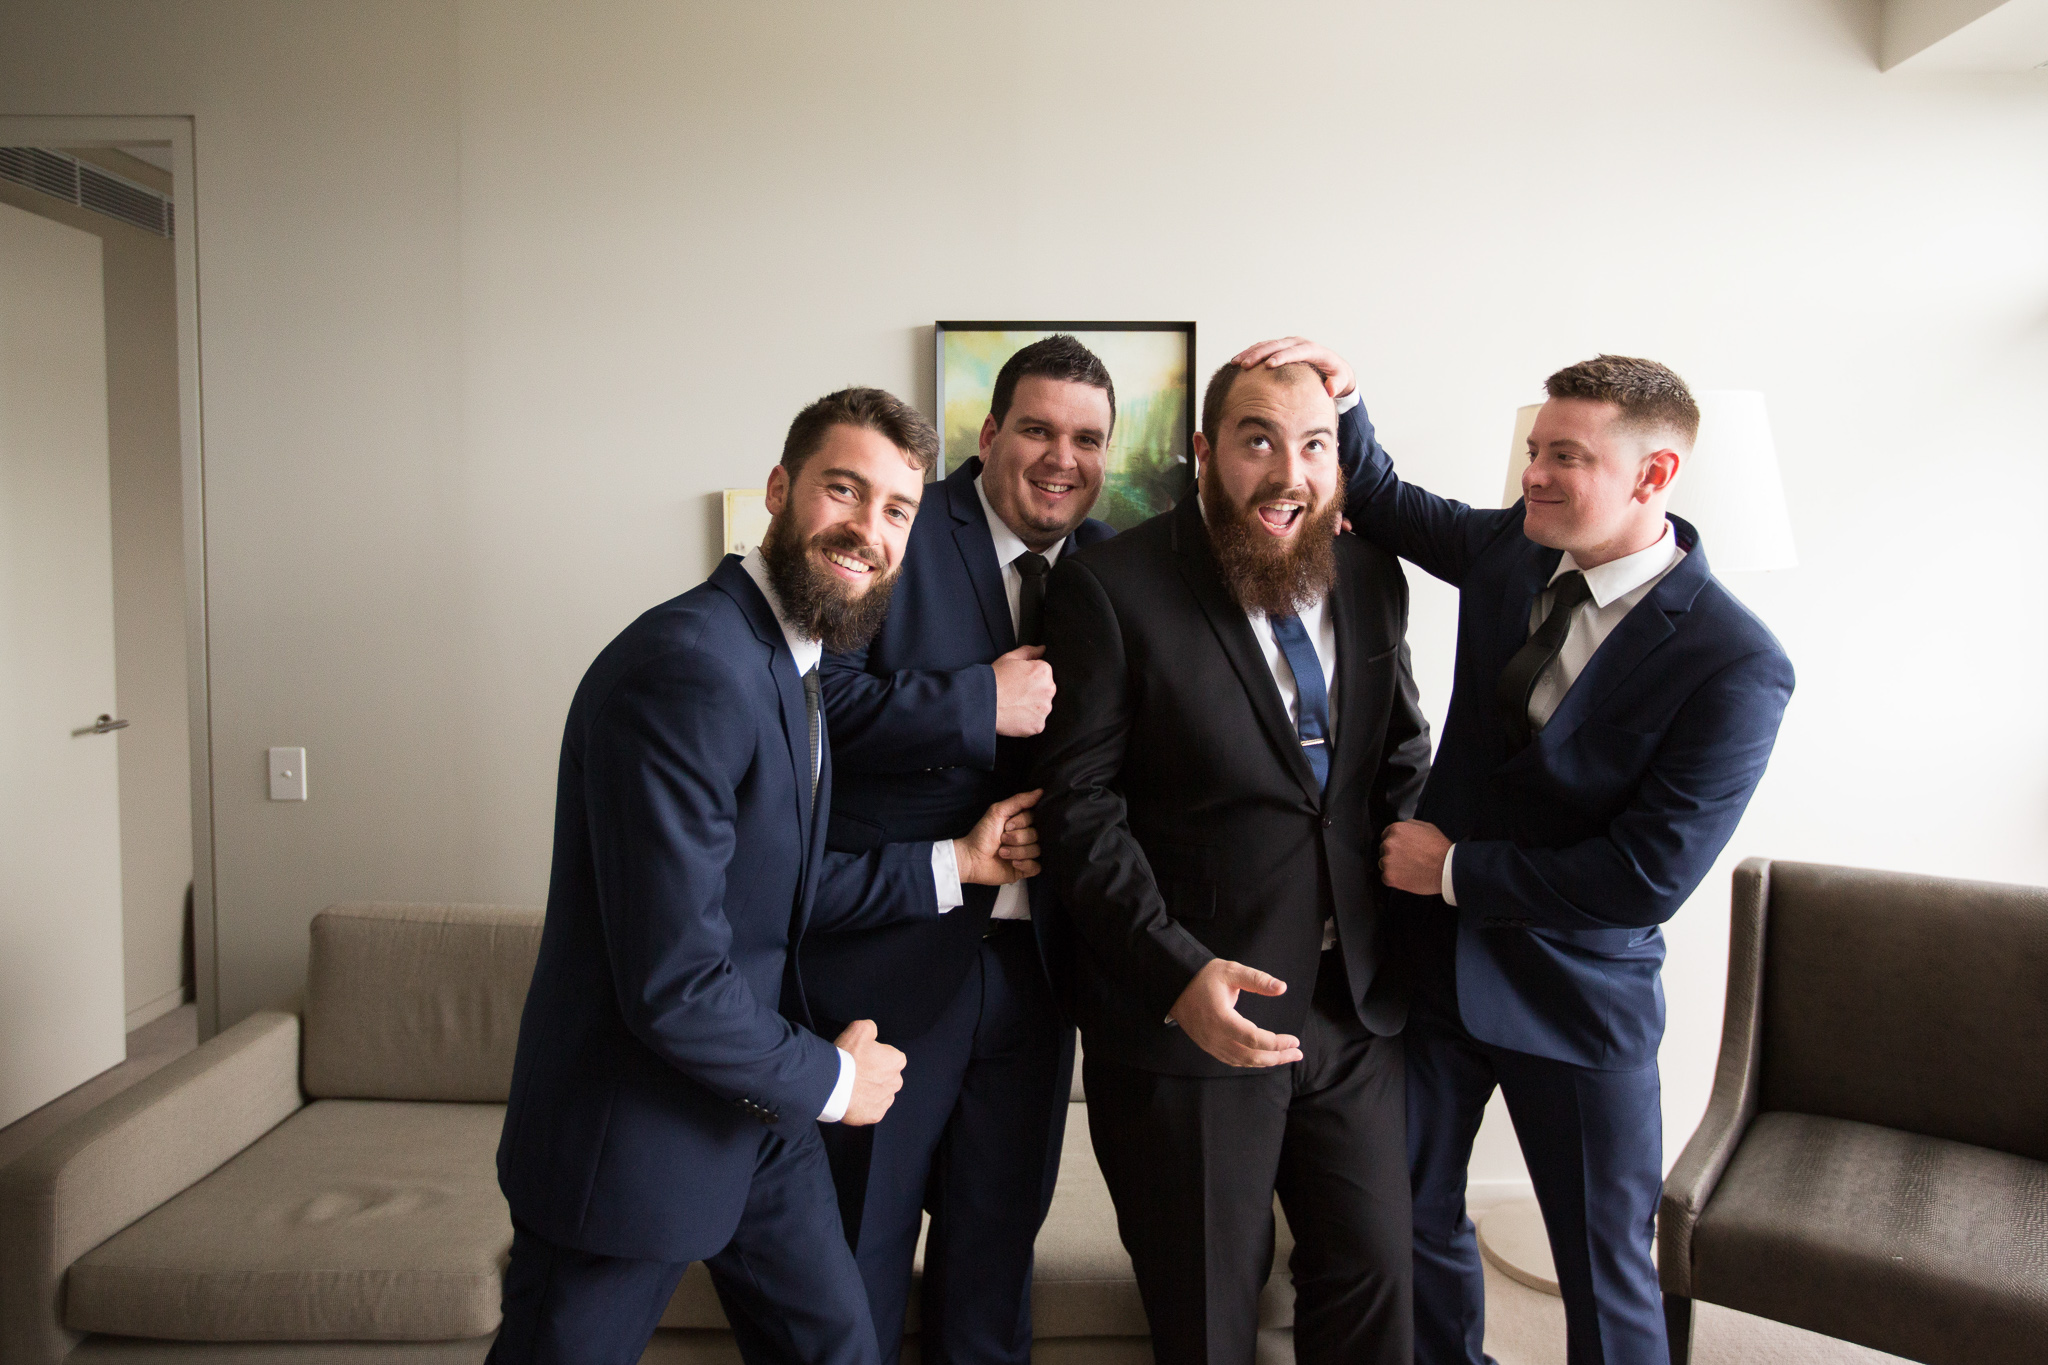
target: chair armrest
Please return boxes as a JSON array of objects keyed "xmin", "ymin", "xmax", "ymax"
[
  {"xmin": 0, "ymin": 1010, "xmax": 304, "ymax": 1365},
  {"xmin": 1660, "ymin": 858, "xmax": 1770, "ymax": 1297}
]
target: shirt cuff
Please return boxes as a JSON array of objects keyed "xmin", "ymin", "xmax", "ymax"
[
  {"xmin": 1335, "ymin": 388, "xmax": 1361, "ymax": 414},
  {"xmin": 1440, "ymin": 844, "xmax": 1458, "ymax": 906},
  {"xmin": 932, "ymin": 839, "xmax": 963, "ymax": 913},
  {"xmin": 818, "ymin": 1046, "xmax": 857, "ymax": 1122}
]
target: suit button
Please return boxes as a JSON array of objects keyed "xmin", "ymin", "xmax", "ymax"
[{"xmin": 1322, "ymin": 817, "xmax": 1333, "ymax": 828}]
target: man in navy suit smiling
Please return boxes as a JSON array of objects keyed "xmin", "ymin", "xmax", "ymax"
[
  {"xmin": 1235, "ymin": 339, "xmax": 1794, "ymax": 1365},
  {"xmin": 492, "ymin": 387, "xmax": 1045, "ymax": 1365},
  {"xmin": 809, "ymin": 336, "xmax": 1118, "ymax": 1365}
]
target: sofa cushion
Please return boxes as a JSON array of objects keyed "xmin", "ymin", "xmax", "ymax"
[
  {"xmin": 659, "ymin": 1101, "xmax": 1293, "ymax": 1337},
  {"xmin": 304, "ymin": 903, "xmax": 543, "ymax": 1102},
  {"xmin": 67, "ymin": 1100, "xmax": 511, "ymax": 1342},
  {"xmin": 1693, "ymin": 1111, "xmax": 2048, "ymax": 1363}
]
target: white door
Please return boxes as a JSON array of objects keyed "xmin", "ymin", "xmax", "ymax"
[{"xmin": 0, "ymin": 199, "xmax": 126, "ymax": 1128}]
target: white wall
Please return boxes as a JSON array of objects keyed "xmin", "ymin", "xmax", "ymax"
[{"xmin": 4, "ymin": 0, "xmax": 2043, "ymax": 1189}]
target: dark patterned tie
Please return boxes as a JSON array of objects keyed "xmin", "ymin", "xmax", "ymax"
[
  {"xmin": 802, "ymin": 666, "xmax": 821, "ymax": 805},
  {"xmin": 1496, "ymin": 570, "xmax": 1593, "ymax": 749},
  {"xmin": 1015, "ymin": 552, "xmax": 1050, "ymax": 647},
  {"xmin": 1269, "ymin": 613, "xmax": 1332, "ymax": 791}
]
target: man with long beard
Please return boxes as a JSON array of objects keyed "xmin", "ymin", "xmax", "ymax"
[
  {"xmin": 1033, "ymin": 360, "xmax": 1432, "ymax": 1365},
  {"xmin": 492, "ymin": 387, "xmax": 1044, "ymax": 1365}
]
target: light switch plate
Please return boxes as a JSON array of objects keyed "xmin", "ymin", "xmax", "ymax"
[{"xmin": 268, "ymin": 747, "xmax": 307, "ymax": 801}]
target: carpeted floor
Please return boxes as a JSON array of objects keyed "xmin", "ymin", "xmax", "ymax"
[{"xmin": 1479, "ymin": 1259, "xmax": 1911, "ymax": 1364}]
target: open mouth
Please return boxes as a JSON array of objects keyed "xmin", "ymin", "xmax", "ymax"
[
  {"xmin": 1256, "ymin": 500, "xmax": 1305, "ymax": 535},
  {"xmin": 1029, "ymin": 479, "xmax": 1076, "ymax": 500}
]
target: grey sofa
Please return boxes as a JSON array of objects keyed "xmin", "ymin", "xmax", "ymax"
[
  {"xmin": 0, "ymin": 903, "xmax": 1301, "ymax": 1363},
  {"xmin": 1659, "ymin": 858, "xmax": 2048, "ymax": 1365}
]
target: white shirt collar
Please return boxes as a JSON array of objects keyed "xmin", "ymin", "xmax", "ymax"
[
  {"xmin": 1552, "ymin": 520, "xmax": 1680, "ymax": 609},
  {"xmin": 974, "ymin": 473, "xmax": 1066, "ymax": 571},
  {"xmin": 740, "ymin": 547, "xmax": 822, "ymax": 676}
]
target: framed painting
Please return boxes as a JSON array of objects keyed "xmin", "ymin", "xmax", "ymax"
[{"xmin": 934, "ymin": 320, "xmax": 1196, "ymax": 532}]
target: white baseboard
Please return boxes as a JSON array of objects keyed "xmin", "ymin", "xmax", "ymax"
[{"xmin": 125, "ymin": 985, "xmax": 190, "ymax": 1033}]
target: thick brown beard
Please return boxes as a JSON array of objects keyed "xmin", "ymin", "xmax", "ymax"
[
  {"xmin": 1199, "ymin": 461, "xmax": 1344, "ymax": 618},
  {"xmin": 759, "ymin": 514, "xmax": 900, "ymax": 655}
]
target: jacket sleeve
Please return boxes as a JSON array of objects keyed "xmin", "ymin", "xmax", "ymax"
[
  {"xmin": 1031, "ymin": 557, "xmax": 1215, "ymax": 1019},
  {"xmin": 1452, "ymin": 646, "xmax": 1795, "ymax": 932},
  {"xmin": 584, "ymin": 646, "xmax": 840, "ymax": 1122},
  {"xmin": 1339, "ymin": 399, "xmax": 1522, "ymax": 589},
  {"xmin": 1372, "ymin": 632, "xmax": 1433, "ymax": 831},
  {"xmin": 807, "ymin": 842, "xmax": 942, "ymax": 934},
  {"xmin": 821, "ymin": 640, "xmax": 998, "ymax": 775}
]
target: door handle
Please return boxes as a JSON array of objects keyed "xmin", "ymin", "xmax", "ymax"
[{"xmin": 72, "ymin": 714, "xmax": 130, "ymax": 737}]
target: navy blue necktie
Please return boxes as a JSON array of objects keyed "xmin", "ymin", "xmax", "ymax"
[{"xmin": 1269, "ymin": 613, "xmax": 1331, "ymax": 790}]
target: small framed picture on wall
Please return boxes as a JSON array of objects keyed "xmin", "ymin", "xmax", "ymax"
[{"xmin": 935, "ymin": 320, "xmax": 1196, "ymax": 532}]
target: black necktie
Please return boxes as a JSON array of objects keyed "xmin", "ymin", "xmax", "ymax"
[
  {"xmin": 1015, "ymin": 552, "xmax": 1050, "ymax": 647},
  {"xmin": 1496, "ymin": 570, "xmax": 1592, "ymax": 750},
  {"xmin": 1269, "ymin": 613, "xmax": 1332, "ymax": 791},
  {"xmin": 802, "ymin": 666, "xmax": 821, "ymax": 805}
]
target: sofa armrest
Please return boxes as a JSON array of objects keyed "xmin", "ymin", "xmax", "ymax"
[
  {"xmin": 0, "ymin": 1010, "xmax": 304, "ymax": 1365},
  {"xmin": 1660, "ymin": 859, "xmax": 1770, "ymax": 1298}
]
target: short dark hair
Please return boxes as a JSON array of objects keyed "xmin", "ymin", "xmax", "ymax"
[
  {"xmin": 781, "ymin": 386, "xmax": 939, "ymax": 477},
  {"xmin": 988, "ymin": 335, "xmax": 1115, "ymax": 433},
  {"xmin": 1544, "ymin": 355, "xmax": 1700, "ymax": 446},
  {"xmin": 1201, "ymin": 359, "xmax": 1326, "ymax": 441}
]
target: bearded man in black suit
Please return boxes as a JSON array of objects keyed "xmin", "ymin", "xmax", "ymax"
[{"xmin": 1034, "ymin": 358, "xmax": 1431, "ymax": 1365}]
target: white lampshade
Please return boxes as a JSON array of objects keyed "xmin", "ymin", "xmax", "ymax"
[{"xmin": 1502, "ymin": 391, "xmax": 1797, "ymax": 572}]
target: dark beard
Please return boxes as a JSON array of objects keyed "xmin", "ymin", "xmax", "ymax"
[
  {"xmin": 1199, "ymin": 461, "xmax": 1344, "ymax": 618},
  {"xmin": 759, "ymin": 514, "xmax": 900, "ymax": 655}
]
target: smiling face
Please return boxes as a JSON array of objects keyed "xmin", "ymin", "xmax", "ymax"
[
  {"xmin": 760, "ymin": 422, "xmax": 925, "ymax": 652},
  {"xmin": 1193, "ymin": 364, "xmax": 1344, "ymax": 616},
  {"xmin": 1520, "ymin": 397, "xmax": 1681, "ymax": 567},
  {"xmin": 976, "ymin": 375, "xmax": 1112, "ymax": 552}
]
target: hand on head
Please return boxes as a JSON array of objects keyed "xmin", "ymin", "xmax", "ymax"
[
  {"xmin": 955, "ymin": 789, "xmax": 1042, "ymax": 886},
  {"xmin": 1230, "ymin": 338, "xmax": 1356, "ymax": 401},
  {"xmin": 1168, "ymin": 959, "xmax": 1302, "ymax": 1068}
]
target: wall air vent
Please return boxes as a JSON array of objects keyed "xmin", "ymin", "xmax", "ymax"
[{"xmin": 0, "ymin": 147, "xmax": 173, "ymax": 238}]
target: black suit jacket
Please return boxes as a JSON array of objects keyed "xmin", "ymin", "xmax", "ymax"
[
  {"xmin": 1033, "ymin": 496, "xmax": 1431, "ymax": 1077},
  {"xmin": 809, "ymin": 457, "xmax": 1114, "ymax": 1039}
]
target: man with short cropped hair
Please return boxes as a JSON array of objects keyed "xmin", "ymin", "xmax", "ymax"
[
  {"xmin": 1234, "ymin": 339, "xmax": 1795, "ymax": 1365},
  {"xmin": 491, "ymin": 388, "xmax": 1043, "ymax": 1365},
  {"xmin": 1033, "ymin": 357, "xmax": 1431, "ymax": 1365},
  {"xmin": 808, "ymin": 336, "xmax": 1119, "ymax": 1365}
]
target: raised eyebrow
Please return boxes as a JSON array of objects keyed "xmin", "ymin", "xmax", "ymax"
[
  {"xmin": 1233, "ymin": 414, "xmax": 1281, "ymax": 435},
  {"xmin": 1301, "ymin": 424, "xmax": 1335, "ymax": 441}
]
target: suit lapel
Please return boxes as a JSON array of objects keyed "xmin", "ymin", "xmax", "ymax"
[
  {"xmin": 710, "ymin": 555, "xmax": 814, "ymax": 853},
  {"xmin": 947, "ymin": 458, "xmax": 1017, "ymax": 653},
  {"xmin": 1170, "ymin": 498, "xmax": 1324, "ymax": 806},
  {"xmin": 1322, "ymin": 546, "xmax": 1372, "ymax": 805},
  {"xmin": 1502, "ymin": 516, "xmax": 1708, "ymax": 759}
]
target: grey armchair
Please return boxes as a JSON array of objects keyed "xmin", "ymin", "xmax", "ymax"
[{"xmin": 1659, "ymin": 858, "xmax": 2048, "ymax": 1365}]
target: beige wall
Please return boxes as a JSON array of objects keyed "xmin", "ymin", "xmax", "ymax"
[
  {"xmin": 2, "ymin": 0, "xmax": 2042, "ymax": 1190},
  {"xmin": 0, "ymin": 150, "xmax": 192, "ymax": 1029}
]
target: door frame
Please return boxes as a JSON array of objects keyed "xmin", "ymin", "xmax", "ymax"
[{"xmin": 0, "ymin": 115, "xmax": 221, "ymax": 1037}]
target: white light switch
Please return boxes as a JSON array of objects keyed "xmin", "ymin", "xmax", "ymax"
[{"xmin": 269, "ymin": 747, "xmax": 307, "ymax": 801}]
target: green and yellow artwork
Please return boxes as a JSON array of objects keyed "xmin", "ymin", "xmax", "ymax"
[{"xmin": 937, "ymin": 323, "xmax": 1195, "ymax": 532}]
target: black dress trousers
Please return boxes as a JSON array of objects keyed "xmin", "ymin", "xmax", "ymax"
[{"xmin": 1082, "ymin": 951, "xmax": 1412, "ymax": 1365}]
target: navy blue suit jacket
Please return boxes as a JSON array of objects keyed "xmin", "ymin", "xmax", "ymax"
[
  {"xmin": 811, "ymin": 457, "xmax": 1114, "ymax": 1039},
  {"xmin": 1340, "ymin": 404, "xmax": 1795, "ymax": 1070},
  {"xmin": 498, "ymin": 556, "xmax": 940, "ymax": 1262}
]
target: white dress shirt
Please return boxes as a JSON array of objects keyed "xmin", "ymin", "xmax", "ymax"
[
  {"xmin": 1438, "ymin": 524, "xmax": 1685, "ymax": 905},
  {"xmin": 974, "ymin": 476, "xmax": 1067, "ymax": 922},
  {"xmin": 742, "ymin": 549, "xmax": 964, "ymax": 1120}
]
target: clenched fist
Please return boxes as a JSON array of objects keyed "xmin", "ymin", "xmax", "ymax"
[
  {"xmin": 833, "ymin": 1019, "xmax": 905, "ymax": 1126},
  {"xmin": 993, "ymin": 645, "xmax": 1055, "ymax": 737}
]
